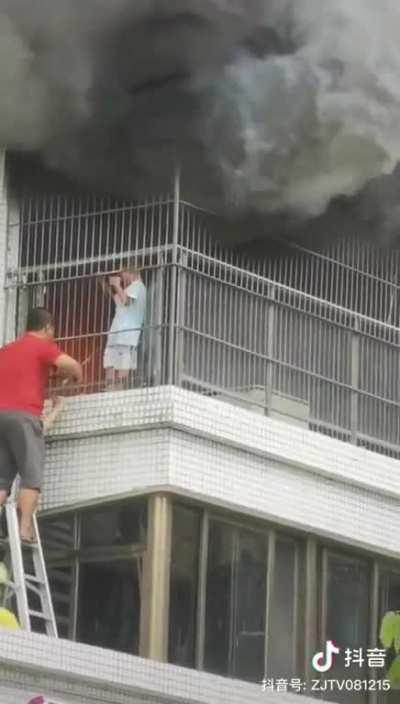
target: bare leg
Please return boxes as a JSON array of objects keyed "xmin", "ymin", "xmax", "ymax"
[
  {"xmin": 0, "ymin": 491, "xmax": 7, "ymax": 508},
  {"xmin": 105, "ymin": 368, "xmax": 117, "ymax": 390},
  {"xmin": 117, "ymin": 370, "xmax": 130, "ymax": 389},
  {"xmin": 18, "ymin": 489, "xmax": 39, "ymax": 541}
]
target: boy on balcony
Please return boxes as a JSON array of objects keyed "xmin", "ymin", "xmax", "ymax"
[{"xmin": 102, "ymin": 261, "xmax": 147, "ymax": 389}]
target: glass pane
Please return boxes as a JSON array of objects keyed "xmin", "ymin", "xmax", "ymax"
[
  {"xmin": 204, "ymin": 521, "xmax": 234, "ymax": 676},
  {"xmin": 80, "ymin": 499, "xmax": 147, "ymax": 548},
  {"xmin": 233, "ymin": 529, "xmax": 267, "ymax": 683},
  {"xmin": 387, "ymin": 573, "xmax": 400, "ymax": 611},
  {"xmin": 269, "ymin": 540, "xmax": 297, "ymax": 680},
  {"xmin": 48, "ymin": 565, "xmax": 75, "ymax": 639},
  {"xmin": 169, "ymin": 505, "xmax": 201, "ymax": 668},
  {"xmin": 325, "ymin": 554, "xmax": 370, "ymax": 703},
  {"xmin": 40, "ymin": 515, "xmax": 75, "ymax": 556},
  {"xmin": 77, "ymin": 559, "xmax": 141, "ymax": 654}
]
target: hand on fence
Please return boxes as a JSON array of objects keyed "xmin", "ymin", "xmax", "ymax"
[
  {"xmin": 109, "ymin": 275, "xmax": 121, "ymax": 288},
  {"xmin": 51, "ymin": 396, "xmax": 64, "ymax": 411}
]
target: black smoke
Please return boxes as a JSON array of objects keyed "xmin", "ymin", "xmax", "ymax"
[{"xmin": 2, "ymin": 0, "xmax": 400, "ymax": 242}]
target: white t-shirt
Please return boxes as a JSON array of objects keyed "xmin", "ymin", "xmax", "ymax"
[{"xmin": 107, "ymin": 280, "xmax": 147, "ymax": 348}]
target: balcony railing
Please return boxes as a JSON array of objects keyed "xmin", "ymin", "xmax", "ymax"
[{"xmin": 4, "ymin": 181, "xmax": 400, "ymax": 459}]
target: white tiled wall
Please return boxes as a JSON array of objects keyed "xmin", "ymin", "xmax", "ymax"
[
  {"xmin": 0, "ymin": 631, "xmax": 335, "ymax": 704},
  {"xmin": 45, "ymin": 427, "xmax": 171, "ymax": 509},
  {"xmin": 41, "ymin": 387, "xmax": 400, "ymax": 558}
]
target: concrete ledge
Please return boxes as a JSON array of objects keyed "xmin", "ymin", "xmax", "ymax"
[{"xmin": 0, "ymin": 631, "xmax": 335, "ymax": 704}]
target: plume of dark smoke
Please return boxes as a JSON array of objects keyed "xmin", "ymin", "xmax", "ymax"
[{"xmin": 2, "ymin": 0, "xmax": 400, "ymax": 238}]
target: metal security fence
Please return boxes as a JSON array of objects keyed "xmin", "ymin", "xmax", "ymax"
[{"xmin": 3, "ymin": 174, "xmax": 400, "ymax": 458}]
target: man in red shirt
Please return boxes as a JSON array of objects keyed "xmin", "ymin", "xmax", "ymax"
[{"xmin": 0, "ymin": 308, "xmax": 83, "ymax": 542}]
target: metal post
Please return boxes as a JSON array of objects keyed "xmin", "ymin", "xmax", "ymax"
[
  {"xmin": 195, "ymin": 510, "xmax": 209, "ymax": 670},
  {"xmin": 167, "ymin": 167, "xmax": 181, "ymax": 385},
  {"xmin": 265, "ymin": 284, "xmax": 276, "ymax": 415},
  {"xmin": 368, "ymin": 561, "xmax": 380, "ymax": 704},
  {"xmin": 264, "ymin": 529, "xmax": 276, "ymax": 676},
  {"xmin": 0, "ymin": 154, "xmax": 21, "ymax": 344},
  {"xmin": 175, "ymin": 250, "xmax": 188, "ymax": 387},
  {"xmin": 304, "ymin": 537, "xmax": 318, "ymax": 685},
  {"xmin": 351, "ymin": 318, "xmax": 360, "ymax": 444},
  {"xmin": 140, "ymin": 494, "xmax": 172, "ymax": 661},
  {"xmin": 16, "ymin": 274, "xmax": 29, "ymax": 336}
]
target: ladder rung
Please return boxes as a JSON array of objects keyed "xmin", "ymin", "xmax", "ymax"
[
  {"xmin": 25, "ymin": 574, "xmax": 45, "ymax": 585},
  {"xmin": 28, "ymin": 609, "xmax": 52, "ymax": 621},
  {"xmin": 21, "ymin": 541, "xmax": 39, "ymax": 550}
]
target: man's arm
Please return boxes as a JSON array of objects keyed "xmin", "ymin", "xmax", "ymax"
[
  {"xmin": 42, "ymin": 396, "xmax": 64, "ymax": 433},
  {"xmin": 54, "ymin": 354, "xmax": 83, "ymax": 383}
]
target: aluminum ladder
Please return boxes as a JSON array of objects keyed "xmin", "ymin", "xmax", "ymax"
[{"xmin": 0, "ymin": 502, "xmax": 58, "ymax": 637}]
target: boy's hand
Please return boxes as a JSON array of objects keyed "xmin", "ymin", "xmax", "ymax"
[{"xmin": 109, "ymin": 275, "xmax": 121, "ymax": 288}]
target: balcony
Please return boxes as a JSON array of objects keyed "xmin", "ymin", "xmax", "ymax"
[{"xmin": 3, "ymin": 176, "xmax": 400, "ymax": 459}]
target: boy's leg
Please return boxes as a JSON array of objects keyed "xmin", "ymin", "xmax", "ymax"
[
  {"xmin": 105, "ymin": 367, "xmax": 117, "ymax": 388},
  {"xmin": 104, "ymin": 345, "xmax": 118, "ymax": 389},
  {"xmin": 116, "ymin": 347, "xmax": 137, "ymax": 389}
]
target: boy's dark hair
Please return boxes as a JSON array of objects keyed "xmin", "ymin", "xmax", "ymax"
[
  {"xmin": 121, "ymin": 256, "xmax": 141, "ymax": 274},
  {"xmin": 26, "ymin": 307, "xmax": 54, "ymax": 332}
]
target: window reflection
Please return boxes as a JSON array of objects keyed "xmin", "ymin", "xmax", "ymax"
[
  {"xmin": 324, "ymin": 554, "xmax": 370, "ymax": 704},
  {"xmin": 169, "ymin": 505, "xmax": 201, "ymax": 667},
  {"xmin": 205, "ymin": 521, "xmax": 267, "ymax": 682},
  {"xmin": 78, "ymin": 559, "xmax": 141, "ymax": 654},
  {"xmin": 269, "ymin": 539, "xmax": 298, "ymax": 680},
  {"xmin": 40, "ymin": 498, "xmax": 147, "ymax": 653}
]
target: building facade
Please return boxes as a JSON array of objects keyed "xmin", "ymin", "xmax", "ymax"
[{"xmin": 0, "ymin": 151, "xmax": 399, "ymax": 704}]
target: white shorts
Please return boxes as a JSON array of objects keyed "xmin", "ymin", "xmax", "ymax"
[{"xmin": 103, "ymin": 345, "xmax": 138, "ymax": 371}]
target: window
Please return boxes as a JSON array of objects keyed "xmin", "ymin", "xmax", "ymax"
[
  {"xmin": 380, "ymin": 571, "xmax": 400, "ymax": 613},
  {"xmin": 204, "ymin": 520, "xmax": 234, "ymax": 676},
  {"xmin": 40, "ymin": 497, "xmax": 147, "ymax": 653},
  {"xmin": 41, "ymin": 495, "xmax": 400, "ymax": 701},
  {"xmin": 47, "ymin": 565, "xmax": 75, "ymax": 639},
  {"xmin": 169, "ymin": 505, "xmax": 201, "ymax": 667},
  {"xmin": 78, "ymin": 559, "xmax": 141, "ymax": 654},
  {"xmin": 323, "ymin": 552, "xmax": 370, "ymax": 703},
  {"xmin": 268, "ymin": 538, "xmax": 300, "ymax": 680},
  {"xmin": 40, "ymin": 514, "xmax": 75, "ymax": 558},
  {"xmin": 204, "ymin": 520, "xmax": 267, "ymax": 682},
  {"xmin": 81, "ymin": 500, "xmax": 147, "ymax": 548}
]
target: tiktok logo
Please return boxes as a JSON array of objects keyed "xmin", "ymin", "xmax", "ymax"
[{"xmin": 312, "ymin": 641, "xmax": 340, "ymax": 673}]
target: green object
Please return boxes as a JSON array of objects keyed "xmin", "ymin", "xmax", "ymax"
[
  {"xmin": 0, "ymin": 607, "xmax": 20, "ymax": 629},
  {"xmin": 387, "ymin": 657, "xmax": 400, "ymax": 689},
  {"xmin": 380, "ymin": 611, "xmax": 400, "ymax": 651},
  {"xmin": 380, "ymin": 611, "xmax": 400, "ymax": 690}
]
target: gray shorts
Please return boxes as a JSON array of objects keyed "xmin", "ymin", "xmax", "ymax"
[{"xmin": 0, "ymin": 411, "xmax": 45, "ymax": 492}]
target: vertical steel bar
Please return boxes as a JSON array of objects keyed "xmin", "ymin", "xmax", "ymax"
[
  {"xmin": 167, "ymin": 166, "xmax": 181, "ymax": 385},
  {"xmin": 195, "ymin": 510, "xmax": 209, "ymax": 671}
]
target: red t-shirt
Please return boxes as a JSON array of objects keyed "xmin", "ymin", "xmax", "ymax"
[{"xmin": 0, "ymin": 334, "xmax": 61, "ymax": 416}]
